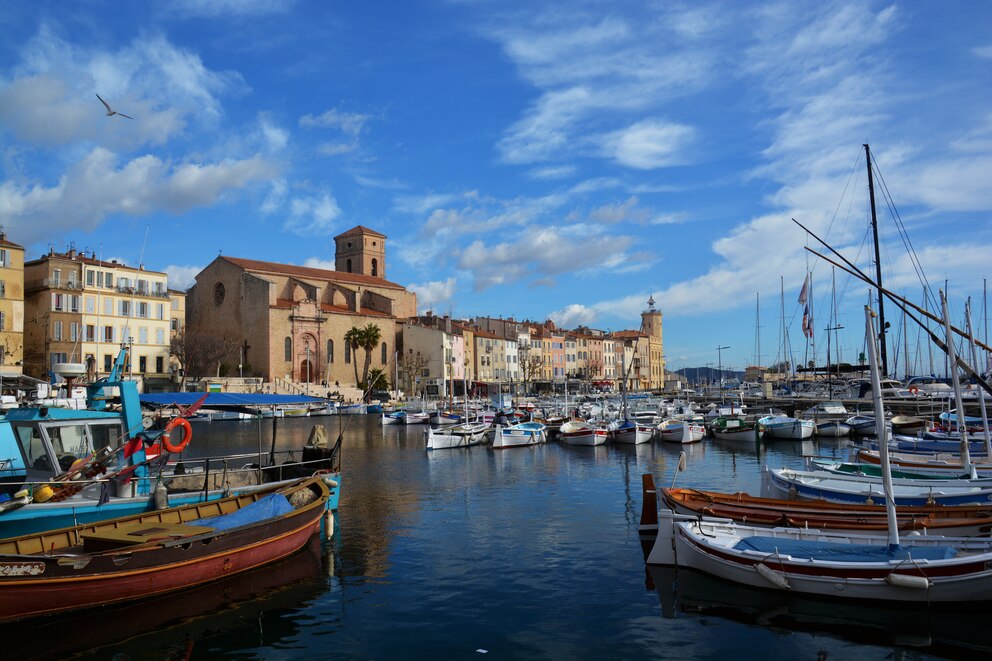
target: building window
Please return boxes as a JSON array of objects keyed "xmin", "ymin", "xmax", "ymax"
[
  {"xmin": 104, "ymin": 354, "xmax": 113, "ymax": 372},
  {"xmin": 156, "ymin": 356, "xmax": 164, "ymax": 373},
  {"xmin": 344, "ymin": 341, "xmax": 351, "ymax": 364},
  {"xmin": 327, "ymin": 339, "xmax": 334, "ymax": 363},
  {"xmin": 214, "ymin": 282, "xmax": 225, "ymax": 305},
  {"xmin": 70, "ymin": 295, "xmax": 80, "ymax": 312},
  {"xmin": 105, "ymin": 272, "xmax": 113, "ymax": 288},
  {"xmin": 0, "ymin": 249, "xmax": 6, "ymax": 267},
  {"xmin": 53, "ymin": 293, "xmax": 63, "ymax": 311},
  {"xmin": 119, "ymin": 300, "xmax": 131, "ymax": 316},
  {"xmin": 346, "ymin": 259, "xmax": 352, "ymax": 273},
  {"xmin": 68, "ymin": 271, "xmax": 77, "ymax": 287},
  {"xmin": 85, "ymin": 325, "xmax": 95, "ymax": 341},
  {"xmin": 70, "ymin": 322, "xmax": 79, "ymax": 342},
  {"xmin": 156, "ymin": 303, "xmax": 164, "ymax": 319},
  {"xmin": 381, "ymin": 342, "xmax": 387, "ymax": 364},
  {"xmin": 104, "ymin": 326, "xmax": 113, "ymax": 342},
  {"xmin": 53, "ymin": 321, "xmax": 63, "ymax": 341},
  {"xmin": 86, "ymin": 270, "xmax": 95, "ymax": 286},
  {"xmin": 139, "ymin": 356, "xmax": 147, "ymax": 373},
  {"xmin": 52, "ymin": 269, "xmax": 61, "ymax": 287},
  {"xmin": 86, "ymin": 296, "xmax": 95, "ymax": 313},
  {"xmin": 156, "ymin": 329, "xmax": 165, "ymax": 344},
  {"xmin": 139, "ymin": 327, "xmax": 148, "ymax": 344},
  {"xmin": 0, "ymin": 311, "xmax": 5, "ymax": 331},
  {"xmin": 0, "ymin": 280, "xmax": 5, "ymax": 298},
  {"xmin": 371, "ymin": 258, "xmax": 378, "ymax": 276},
  {"xmin": 284, "ymin": 337, "xmax": 292, "ymax": 361},
  {"xmin": 104, "ymin": 298, "xmax": 113, "ymax": 315}
]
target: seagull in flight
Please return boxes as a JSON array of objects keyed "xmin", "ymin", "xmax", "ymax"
[{"xmin": 96, "ymin": 93, "xmax": 133, "ymax": 120}]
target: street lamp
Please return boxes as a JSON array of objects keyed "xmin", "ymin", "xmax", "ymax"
[{"xmin": 716, "ymin": 345, "xmax": 730, "ymax": 399}]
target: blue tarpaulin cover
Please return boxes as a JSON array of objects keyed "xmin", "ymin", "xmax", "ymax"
[
  {"xmin": 194, "ymin": 493, "xmax": 295, "ymax": 531},
  {"xmin": 733, "ymin": 536, "xmax": 958, "ymax": 561},
  {"xmin": 140, "ymin": 393, "xmax": 325, "ymax": 407}
]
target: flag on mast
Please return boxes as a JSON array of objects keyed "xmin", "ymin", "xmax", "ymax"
[{"xmin": 797, "ymin": 274, "xmax": 809, "ymax": 304}]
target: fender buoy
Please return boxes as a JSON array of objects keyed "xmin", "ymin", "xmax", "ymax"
[
  {"xmin": 162, "ymin": 417, "xmax": 193, "ymax": 453},
  {"xmin": 908, "ymin": 386, "xmax": 919, "ymax": 395}
]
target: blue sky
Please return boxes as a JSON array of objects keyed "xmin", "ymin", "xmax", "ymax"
[{"xmin": 1, "ymin": 1, "xmax": 990, "ymax": 375}]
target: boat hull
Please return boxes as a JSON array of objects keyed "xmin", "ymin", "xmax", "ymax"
[{"xmin": 0, "ymin": 479, "xmax": 328, "ymax": 622}]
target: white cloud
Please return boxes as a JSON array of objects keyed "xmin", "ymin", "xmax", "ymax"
[
  {"xmin": 973, "ymin": 45, "xmax": 992, "ymax": 59},
  {"xmin": 528, "ymin": 165, "xmax": 576, "ymax": 180},
  {"xmin": 302, "ymin": 258, "xmax": 336, "ymax": 271},
  {"xmin": 164, "ymin": 264, "xmax": 202, "ymax": 290},
  {"xmin": 0, "ymin": 148, "xmax": 274, "ymax": 244},
  {"xmin": 602, "ymin": 120, "xmax": 694, "ymax": 169},
  {"xmin": 170, "ymin": 0, "xmax": 296, "ymax": 18},
  {"xmin": 409, "ymin": 278, "xmax": 457, "ymax": 312},
  {"xmin": 299, "ymin": 108, "xmax": 370, "ymax": 136},
  {"xmin": 258, "ymin": 115, "xmax": 289, "ymax": 151},
  {"xmin": 549, "ymin": 303, "xmax": 597, "ymax": 328},
  {"xmin": 284, "ymin": 193, "xmax": 342, "ymax": 235},
  {"xmin": 0, "ymin": 28, "xmax": 244, "ymax": 148}
]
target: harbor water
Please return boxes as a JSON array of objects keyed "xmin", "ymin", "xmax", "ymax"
[{"xmin": 10, "ymin": 415, "xmax": 992, "ymax": 660}]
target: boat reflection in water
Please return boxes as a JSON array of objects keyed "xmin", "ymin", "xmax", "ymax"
[
  {"xmin": 645, "ymin": 562, "xmax": 992, "ymax": 658},
  {"xmin": 3, "ymin": 534, "xmax": 333, "ymax": 659}
]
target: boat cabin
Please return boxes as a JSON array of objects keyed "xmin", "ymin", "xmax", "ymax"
[{"xmin": 0, "ymin": 409, "xmax": 126, "ymax": 496}]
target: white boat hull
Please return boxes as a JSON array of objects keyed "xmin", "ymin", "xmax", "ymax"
[
  {"xmin": 647, "ymin": 510, "xmax": 992, "ymax": 603},
  {"xmin": 493, "ymin": 425, "xmax": 545, "ymax": 449}
]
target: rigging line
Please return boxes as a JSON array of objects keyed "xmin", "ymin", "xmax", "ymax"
[{"xmin": 869, "ymin": 151, "xmax": 936, "ymax": 310}]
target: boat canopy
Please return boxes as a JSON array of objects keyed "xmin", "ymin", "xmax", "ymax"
[
  {"xmin": 734, "ymin": 536, "xmax": 958, "ymax": 561},
  {"xmin": 140, "ymin": 393, "xmax": 325, "ymax": 408}
]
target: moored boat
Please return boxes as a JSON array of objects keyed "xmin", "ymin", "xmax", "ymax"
[
  {"xmin": 709, "ymin": 416, "xmax": 756, "ymax": 442},
  {"xmin": 492, "ymin": 421, "xmax": 546, "ymax": 449},
  {"xmin": 0, "ymin": 476, "xmax": 332, "ymax": 623},
  {"xmin": 424, "ymin": 421, "xmax": 489, "ymax": 450},
  {"xmin": 757, "ymin": 415, "xmax": 814, "ymax": 440},
  {"xmin": 559, "ymin": 420, "xmax": 607, "ymax": 446}
]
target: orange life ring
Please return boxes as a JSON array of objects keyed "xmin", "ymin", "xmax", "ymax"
[
  {"xmin": 908, "ymin": 386, "xmax": 919, "ymax": 395},
  {"xmin": 162, "ymin": 417, "xmax": 193, "ymax": 453}
]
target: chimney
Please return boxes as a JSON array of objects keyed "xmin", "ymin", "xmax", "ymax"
[{"xmin": 68, "ymin": 248, "xmax": 77, "ymax": 259}]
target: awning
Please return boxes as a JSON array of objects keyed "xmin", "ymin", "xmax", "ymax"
[{"xmin": 140, "ymin": 393, "xmax": 325, "ymax": 408}]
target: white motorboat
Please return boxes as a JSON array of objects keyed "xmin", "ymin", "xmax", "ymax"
[
  {"xmin": 493, "ymin": 421, "xmax": 546, "ymax": 449},
  {"xmin": 757, "ymin": 415, "xmax": 814, "ymax": 440},
  {"xmin": 425, "ymin": 421, "xmax": 489, "ymax": 450},
  {"xmin": 559, "ymin": 420, "xmax": 607, "ymax": 446}
]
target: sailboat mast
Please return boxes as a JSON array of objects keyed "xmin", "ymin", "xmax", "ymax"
[
  {"xmin": 865, "ymin": 143, "xmax": 889, "ymax": 376},
  {"xmin": 865, "ymin": 305, "xmax": 898, "ymax": 551}
]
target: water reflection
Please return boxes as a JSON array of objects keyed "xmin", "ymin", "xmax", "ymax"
[
  {"xmin": 647, "ymin": 564, "xmax": 992, "ymax": 659},
  {"xmin": 11, "ymin": 534, "xmax": 329, "ymax": 660}
]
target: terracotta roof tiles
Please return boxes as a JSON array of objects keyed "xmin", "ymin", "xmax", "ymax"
[{"xmin": 221, "ymin": 256, "xmax": 404, "ymax": 290}]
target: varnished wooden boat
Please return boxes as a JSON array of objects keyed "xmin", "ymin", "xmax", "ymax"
[
  {"xmin": 646, "ymin": 476, "xmax": 992, "ymax": 536},
  {"xmin": 0, "ymin": 476, "xmax": 331, "ymax": 623}
]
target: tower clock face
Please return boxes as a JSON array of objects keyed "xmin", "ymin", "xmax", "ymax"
[{"xmin": 214, "ymin": 282, "xmax": 226, "ymax": 305}]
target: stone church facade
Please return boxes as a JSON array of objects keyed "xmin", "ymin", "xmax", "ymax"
[{"xmin": 186, "ymin": 226, "xmax": 416, "ymax": 386}]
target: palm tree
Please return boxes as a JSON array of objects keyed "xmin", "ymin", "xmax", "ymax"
[
  {"xmin": 359, "ymin": 323, "xmax": 382, "ymax": 390},
  {"xmin": 344, "ymin": 327, "xmax": 362, "ymax": 387}
]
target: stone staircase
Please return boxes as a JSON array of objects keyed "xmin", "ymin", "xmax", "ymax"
[{"xmin": 269, "ymin": 376, "xmax": 366, "ymax": 403}]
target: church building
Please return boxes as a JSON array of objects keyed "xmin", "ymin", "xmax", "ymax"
[{"xmin": 186, "ymin": 226, "xmax": 416, "ymax": 386}]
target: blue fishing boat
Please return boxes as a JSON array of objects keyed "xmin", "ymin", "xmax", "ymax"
[{"xmin": 0, "ymin": 347, "xmax": 341, "ymax": 537}]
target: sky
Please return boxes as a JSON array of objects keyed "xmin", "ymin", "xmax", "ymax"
[{"xmin": 1, "ymin": 1, "xmax": 990, "ymax": 376}]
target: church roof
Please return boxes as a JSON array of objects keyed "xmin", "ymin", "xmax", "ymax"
[
  {"xmin": 334, "ymin": 225, "xmax": 386, "ymax": 240},
  {"xmin": 219, "ymin": 256, "xmax": 405, "ymax": 290}
]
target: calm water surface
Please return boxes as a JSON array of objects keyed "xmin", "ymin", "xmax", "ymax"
[{"xmin": 11, "ymin": 416, "xmax": 992, "ymax": 660}]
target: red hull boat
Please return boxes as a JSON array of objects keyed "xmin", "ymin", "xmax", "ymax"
[{"xmin": 0, "ymin": 476, "xmax": 331, "ymax": 623}]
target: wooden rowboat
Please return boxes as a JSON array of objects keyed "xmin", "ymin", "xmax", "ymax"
[
  {"xmin": 0, "ymin": 476, "xmax": 331, "ymax": 623},
  {"xmin": 642, "ymin": 475, "xmax": 992, "ymax": 537}
]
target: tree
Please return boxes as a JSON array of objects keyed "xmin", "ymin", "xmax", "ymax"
[
  {"xmin": 358, "ymin": 322, "xmax": 383, "ymax": 388},
  {"xmin": 399, "ymin": 351, "xmax": 430, "ymax": 398},
  {"xmin": 344, "ymin": 327, "xmax": 362, "ymax": 387},
  {"xmin": 520, "ymin": 354, "xmax": 543, "ymax": 395},
  {"xmin": 366, "ymin": 367, "xmax": 389, "ymax": 391},
  {"xmin": 170, "ymin": 328, "xmax": 237, "ymax": 389}
]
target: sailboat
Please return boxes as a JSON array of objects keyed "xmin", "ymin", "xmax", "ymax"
[{"xmin": 646, "ymin": 305, "xmax": 992, "ymax": 602}]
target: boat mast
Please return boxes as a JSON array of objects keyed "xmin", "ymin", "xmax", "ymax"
[
  {"xmin": 865, "ymin": 305, "xmax": 898, "ymax": 552},
  {"xmin": 941, "ymin": 290, "xmax": 972, "ymax": 469},
  {"xmin": 965, "ymin": 299, "xmax": 992, "ymax": 457},
  {"xmin": 865, "ymin": 144, "xmax": 888, "ymax": 376}
]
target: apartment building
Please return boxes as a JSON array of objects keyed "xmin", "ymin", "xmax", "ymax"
[
  {"xmin": 24, "ymin": 249, "xmax": 172, "ymax": 390},
  {"xmin": 0, "ymin": 232, "xmax": 25, "ymax": 375}
]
